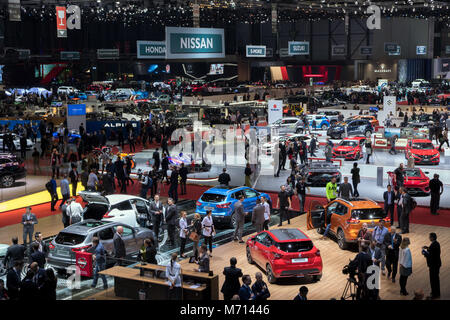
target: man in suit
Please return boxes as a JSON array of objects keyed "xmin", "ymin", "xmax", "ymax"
[
  {"xmin": 422, "ymin": 232, "xmax": 441, "ymax": 299},
  {"xmin": 165, "ymin": 198, "xmax": 178, "ymax": 246},
  {"xmin": 251, "ymin": 272, "xmax": 271, "ymax": 301},
  {"xmin": 221, "ymin": 257, "xmax": 243, "ymax": 300},
  {"xmin": 113, "ymin": 226, "xmax": 126, "ymax": 266},
  {"xmin": 293, "ymin": 286, "xmax": 308, "ymax": 301},
  {"xmin": 31, "ymin": 232, "xmax": 48, "ymax": 257},
  {"xmin": 384, "ymin": 226, "xmax": 402, "ymax": 283},
  {"xmin": 399, "ymin": 188, "xmax": 412, "ymax": 234},
  {"xmin": 238, "ymin": 275, "xmax": 254, "ymax": 300},
  {"xmin": 150, "ymin": 194, "xmax": 164, "ymax": 242},
  {"xmin": 6, "ymin": 260, "xmax": 23, "ymax": 300},
  {"xmin": 3, "ymin": 237, "xmax": 26, "ymax": 269},
  {"xmin": 251, "ymin": 199, "xmax": 265, "ymax": 233},
  {"xmin": 30, "ymin": 242, "xmax": 46, "ymax": 269},
  {"xmin": 233, "ymin": 196, "xmax": 246, "ymax": 243},
  {"xmin": 429, "ymin": 174, "xmax": 444, "ymax": 215},
  {"xmin": 22, "ymin": 207, "xmax": 38, "ymax": 245},
  {"xmin": 218, "ymin": 168, "xmax": 231, "ymax": 186},
  {"xmin": 69, "ymin": 164, "xmax": 79, "ymax": 197},
  {"xmin": 152, "ymin": 148, "xmax": 161, "ymax": 171},
  {"xmin": 168, "ymin": 166, "xmax": 179, "ymax": 203},
  {"xmin": 179, "ymin": 163, "xmax": 188, "ymax": 195},
  {"xmin": 383, "ymin": 185, "xmax": 396, "ymax": 224}
]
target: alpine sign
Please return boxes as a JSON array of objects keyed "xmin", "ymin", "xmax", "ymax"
[{"xmin": 165, "ymin": 27, "xmax": 225, "ymax": 59}]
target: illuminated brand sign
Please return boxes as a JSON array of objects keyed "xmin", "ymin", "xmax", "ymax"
[
  {"xmin": 165, "ymin": 27, "xmax": 225, "ymax": 59},
  {"xmin": 246, "ymin": 45, "xmax": 266, "ymax": 57},
  {"xmin": 137, "ymin": 41, "xmax": 166, "ymax": 59},
  {"xmin": 288, "ymin": 41, "xmax": 309, "ymax": 55}
]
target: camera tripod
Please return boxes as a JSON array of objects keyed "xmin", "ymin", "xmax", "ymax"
[{"xmin": 341, "ymin": 277, "xmax": 360, "ymax": 300}]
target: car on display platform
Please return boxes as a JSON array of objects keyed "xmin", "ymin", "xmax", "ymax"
[
  {"xmin": 0, "ymin": 153, "xmax": 26, "ymax": 187},
  {"xmin": 306, "ymin": 115, "xmax": 330, "ymax": 130},
  {"xmin": 57, "ymin": 86, "xmax": 79, "ymax": 95},
  {"xmin": 195, "ymin": 186, "xmax": 271, "ymax": 228},
  {"xmin": 307, "ymin": 198, "xmax": 389, "ymax": 250},
  {"xmin": 349, "ymin": 115, "xmax": 380, "ymax": 127},
  {"xmin": 331, "ymin": 136, "xmax": 366, "ymax": 160},
  {"xmin": 0, "ymin": 133, "xmax": 33, "ymax": 150},
  {"xmin": 387, "ymin": 168, "xmax": 431, "ymax": 197},
  {"xmin": 405, "ymin": 139, "xmax": 440, "ymax": 165},
  {"xmin": 321, "ymin": 97, "xmax": 347, "ymax": 107},
  {"xmin": 268, "ymin": 117, "xmax": 305, "ymax": 134},
  {"xmin": 47, "ymin": 220, "xmax": 154, "ymax": 273},
  {"xmin": 317, "ymin": 111, "xmax": 341, "ymax": 124},
  {"xmin": 327, "ymin": 119, "xmax": 373, "ymax": 139},
  {"xmin": 298, "ymin": 161, "xmax": 341, "ymax": 187},
  {"xmin": 52, "ymin": 130, "xmax": 81, "ymax": 144},
  {"xmin": 69, "ymin": 92, "xmax": 88, "ymax": 101},
  {"xmin": 246, "ymin": 228, "xmax": 323, "ymax": 284},
  {"xmin": 261, "ymin": 134, "xmax": 311, "ymax": 156},
  {"xmin": 79, "ymin": 191, "xmax": 152, "ymax": 228}
]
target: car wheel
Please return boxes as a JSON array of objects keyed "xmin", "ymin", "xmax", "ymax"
[
  {"xmin": 246, "ymin": 246, "xmax": 254, "ymax": 264},
  {"xmin": 229, "ymin": 212, "xmax": 237, "ymax": 229},
  {"xmin": 365, "ymin": 130, "xmax": 372, "ymax": 138},
  {"xmin": 313, "ymin": 275, "xmax": 322, "ymax": 282},
  {"xmin": 296, "ymin": 128, "xmax": 304, "ymax": 134},
  {"xmin": 321, "ymin": 124, "xmax": 328, "ymax": 130},
  {"xmin": 337, "ymin": 229, "xmax": 348, "ymax": 250},
  {"xmin": 266, "ymin": 264, "xmax": 277, "ymax": 284},
  {"xmin": 317, "ymin": 227, "xmax": 325, "ymax": 234},
  {"xmin": 1, "ymin": 174, "xmax": 15, "ymax": 188}
]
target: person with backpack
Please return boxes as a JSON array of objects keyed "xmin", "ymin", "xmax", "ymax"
[
  {"xmin": 139, "ymin": 171, "xmax": 152, "ymax": 199},
  {"xmin": 46, "ymin": 176, "xmax": 58, "ymax": 212}
]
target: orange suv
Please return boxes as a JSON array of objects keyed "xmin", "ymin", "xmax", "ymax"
[
  {"xmin": 350, "ymin": 115, "xmax": 379, "ymax": 127},
  {"xmin": 307, "ymin": 198, "xmax": 390, "ymax": 250}
]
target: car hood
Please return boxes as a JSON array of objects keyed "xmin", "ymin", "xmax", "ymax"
[
  {"xmin": 333, "ymin": 146, "xmax": 356, "ymax": 152},
  {"xmin": 404, "ymin": 177, "xmax": 429, "ymax": 185},
  {"xmin": 410, "ymin": 148, "xmax": 438, "ymax": 156}
]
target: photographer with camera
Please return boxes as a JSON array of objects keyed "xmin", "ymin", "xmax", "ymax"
[{"xmin": 344, "ymin": 243, "xmax": 373, "ymax": 300}]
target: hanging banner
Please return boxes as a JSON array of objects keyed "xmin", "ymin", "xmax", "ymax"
[
  {"xmin": 165, "ymin": 27, "xmax": 225, "ymax": 59},
  {"xmin": 8, "ymin": 0, "xmax": 21, "ymax": 22},
  {"xmin": 56, "ymin": 6, "xmax": 67, "ymax": 38},
  {"xmin": 193, "ymin": 3, "xmax": 200, "ymax": 28},
  {"xmin": 137, "ymin": 41, "xmax": 166, "ymax": 59},
  {"xmin": 268, "ymin": 100, "xmax": 283, "ymax": 125},
  {"xmin": 288, "ymin": 41, "xmax": 310, "ymax": 55},
  {"xmin": 246, "ymin": 45, "xmax": 266, "ymax": 58}
]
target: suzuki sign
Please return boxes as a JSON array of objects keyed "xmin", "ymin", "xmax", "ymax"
[
  {"xmin": 268, "ymin": 100, "xmax": 283, "ymax": 125},
  {"xmin": 165, "ymin": 27, "xmax": 225, "ymax": 59}
]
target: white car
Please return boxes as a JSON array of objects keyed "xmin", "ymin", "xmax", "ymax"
[
  {"xmin": 79, "ymin": 191, "xmax": 152, "ymax": 228},
  {"xmin": 57, "ymin": 86, "xmax": 78, "ymax": 95},
  {"xmin": 261, "ymin": 133, "xmax": 312, "ymax": 156},
  {"xmin": 116, "ymin": 88, "xmax": 136, "ymax": 96},
  {"xmin": 269, "ymin": 117, "xmax": 305, "ymax": 135},
  {"xmin": 0, "ymin": 133, "xmax": 33, "ymax": 150}
]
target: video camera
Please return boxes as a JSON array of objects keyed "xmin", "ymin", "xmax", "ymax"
[{"xmin": 342, "ymin": 260, "xmax": 358, "ymax": 279}]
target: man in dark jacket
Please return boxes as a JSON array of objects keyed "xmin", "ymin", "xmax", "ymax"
[
  {"xmin": 3, "ymin": 237, "xmax": 26, "ymax": 269},
  {"xmin": 165, "ymin": 198, "xmax": 178, "ymax": 246},
  {"xmin": 152, "ymin": 148, "xmax": 161, "ymax": 171},
  {"xmin": 168, "ymin": 166, "xmax": 179, "ymax": 203},
  {"xmin": 161, "ymin": 153, "xmax": 169, "ymax": 183},
  {"xmin": 384, "ymin": 227, "xmax": 402, "ymax": 283},
  {"xmin": 6, "ymin": 260, "xmax": 23, "ymax": 300},
  {"xmin": 30, "ymin": 242, "xmax": 46, "ymax": 269},
  {"xmin": 429, "ymin": 174, "xmax": 443, "ymax": 215},
  {"xmin": 221, "ymin": 257, "xmax": 243, "ymax": 300},
  {"xmin": 394, "ymin": 163, "xmax": 404, "ymax": 189},
  {"xmin": 251, "ymin": 199, "xmax": 265, "ymax": 233},
  {"xmin": 113, "ymin": 226, "xmax": 126, "ymax": 266},
  {"xmin": 422, "ymin": 232, "xmax": 441, "ymax": 299},
  {"xmin": 179, "ymin": 163, "xmax": 188, "ymax": 195},
  {"xmin": 251, "ymin": 272, "xmax": 270, "ymax": 301},
  {"xmin": 218, "ymin": 168, "xmax": 231, "ymax": 186},
  {"xmin": 238, "ymin": 275, "xmax": 254, "ymax": 300},
  {"xmin": 149, "ymin": 195, "xmax": 164, "ymax": 241},
  {"xmin": 69, "ymin": 165, "xmax": 79, "ymax": 197},
  {"xmin": 383, "ymin": 185, "xmax": 396, "ymax": 224}
]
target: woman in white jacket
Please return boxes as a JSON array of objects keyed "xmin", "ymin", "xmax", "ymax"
[
  {"xmin": 179, "ymin": 211, "xmax": 189, "ymax": 258},
  {"xmin": 399, "ymin": 237, "xmax": 412, "ymax": 296}
]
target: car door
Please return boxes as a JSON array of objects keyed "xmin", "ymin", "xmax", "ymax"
[
  {"xmin": 330, "ymin": 203, "xmax": 348, "ymax": 234},
  {"xmin": 324, "ymin": 201, "xmax": 339, "ymax": 232},
  {"xmin": 307, "ymin": 201, "xmax": 325, "ymax": 230},
  {"xmin": 114, "ymin": 224, "xmax": 139, "ymax": 255},
  {"xmin": 97, "ymin": 227, "xmax": 115, "ymax": 262},
  {"xmin": 251, "ymin": 232, "xmax": 269, "ymax": 264},
  {"xmin": 243, "ymin": 188, "xmax": 258, "ymax": 214},
  {"xmin": 347, "ymin": 120, "xmax": 358, "ymax": 135}
]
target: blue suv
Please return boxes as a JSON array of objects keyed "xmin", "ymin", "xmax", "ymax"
[{"xmin": 196, "ymin": 186, "xmax": 271, "ymax": 228}]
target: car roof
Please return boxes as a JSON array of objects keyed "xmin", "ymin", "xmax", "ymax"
[
  {"xmin": 62, "ymin": 219, "xmax": 113, "ymax": 234},
  {"xmin": 335, "ymin": 198, "xmax": 381, "ymax": 209},
  {"xmin": 205, "ymin": 186, "xmax": 251, "ymax": 195},
  {"xmin": 105, "ymin": 194, "xmax": 145, "ymax": 205},
  {"xmin": 268, "ymin": 228, "xmax": 310, "ymax": 242}
]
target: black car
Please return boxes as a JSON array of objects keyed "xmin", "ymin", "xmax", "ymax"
[
  {"xmin": 298, "ymin": 161, "xmax": 341, "ymax": 187},
  {"xmin": 0, "ymin": 153, "xmax": 26, "ymax": 187},
  {"xmin": 327, "ymin": 119, "xmax": 373, "ymax": 139}
]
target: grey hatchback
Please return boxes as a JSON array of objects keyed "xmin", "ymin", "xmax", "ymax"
[{"xmin": 47, "ymin": 220, "xmax": 154, "ymax": 272}]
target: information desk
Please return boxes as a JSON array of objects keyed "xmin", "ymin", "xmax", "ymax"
[
  {"xmin": 100, "ymin": 265, "xmax": 218, "ymax": 300},
  {"xmin": 135, "ymin": 263, "xmax": 219, "ymax": 300}
]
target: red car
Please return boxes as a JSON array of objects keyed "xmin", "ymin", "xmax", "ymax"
[
  {"xmin": 246, "ymin": 228, "xmax": 322, "ymax": 284},
  {"xmin": 332, "ymin": 136, "xmax": 366, "ymax": 160},
  {"xmin": 387, "ymin": 168, "xmax": 430, "ymax": 197},
  {"xmin": 405, "ymin": 139, "xmax": 440, "ymax": 165}
]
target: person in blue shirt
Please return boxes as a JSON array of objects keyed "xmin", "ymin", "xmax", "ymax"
[
  {"xmin": 238, "ymin": 275, "xmax": 254, "ymax": 300},
  {"xmin": 91, "ymin": 237, "xmax": 108, "ymax": 290},
  {"xmin": 47, "ymin": 176, "xmax": 58, "ymax": 211},
  {"xmin": 373, "ymin": 220, "xmax": 389, "ymax": 275}
]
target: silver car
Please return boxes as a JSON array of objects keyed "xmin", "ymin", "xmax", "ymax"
[
  {"xmin": 47, "ymin": 220, "xmax": 154, "ymax": 272},
  {"xmin": 269, "ymin": 117, "xmax": 305, "ymax": 134}
]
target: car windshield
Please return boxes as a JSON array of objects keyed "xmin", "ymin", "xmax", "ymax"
[
  {"xmin": 276, "ymin": 241, "xmax": 314, "ymax": 253},
  {"xmin": 272, "ymin": 119, "xmax": 283, "ymax": 125},
  {"xmin": 404, "ymin": 169, "xmax": 422, "ymax": 177},
  {"xmin": 351, "ymin": 208, "xmax": 386, "ymax": 220},
  {"xmin": 55, "ymin": 232, "xmax": 86, "ymax": 245},
  {"xmin": 412, "ymin": 143, "xmax": 434, "ymax": 149},
  {"xmin": 201, "ymin": 193, "xmax": 226, "ymax": 203},
  {"xmin": 339, "ymin": 140, "xmax": 358, "ymax": 147}
]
